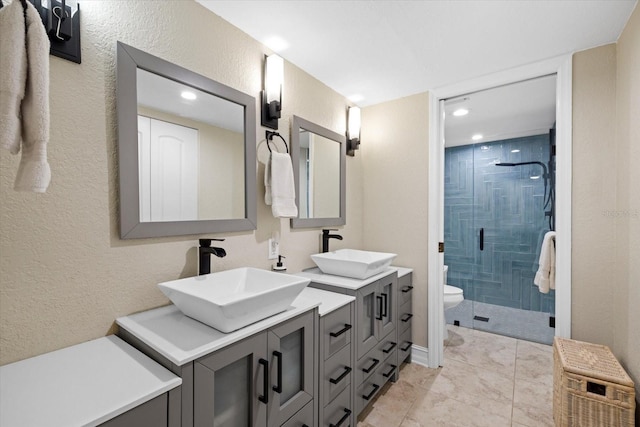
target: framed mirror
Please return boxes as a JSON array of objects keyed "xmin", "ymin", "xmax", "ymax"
[
  {"xmin": 116, "ymin": 42, "xmax": 257, "ymax": 239},
  {"xmin": 290, "ymin": 116, "xmax": 346, "ymax": 228}
]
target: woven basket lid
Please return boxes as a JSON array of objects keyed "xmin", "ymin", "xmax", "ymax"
[{"xmin": 554, "ymin": 337, "xmax": 634, "ymax": 387}]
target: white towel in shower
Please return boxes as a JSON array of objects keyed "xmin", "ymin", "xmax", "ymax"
[
  {"xmin": 265, "ymin": 152, "xmax": 298, "ymax": 218},
  {"xmin": 534, "ymin": 231, "xmax": 556, "ymax": 293}
]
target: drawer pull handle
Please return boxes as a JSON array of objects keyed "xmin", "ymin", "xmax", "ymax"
[
  {"xmin": 381, "ymin": 293, "xmax": 388, "ymax": 317},
  {"xmin": 401, "ymin": 313, "xmax": 413, "ymax": 322},
  {"xmin": 376, "ymin": 295, "xmax": 383, "ymax": 320},
  {"xmin": 330, "ymin": 323, "xmax": 352, "ymax": 338},
  {"xmin": 400, "ymin": 341, "xmax": 413, "ymax": 351},
  {"xmin": 401, "ymin": 285, "xmax": 414, "ymax": 293},
  {"xmin": 382, "ymin": 341, "xmax": 397, "ymax": 354},
  {"xmin": 362, "ymin": 384, "xmax": 380, "ymax": 401},
  {"xmin": 272, "ymin": 351, "xmax": 282, "ymax": 393},
  {"xmin": 258, "ymin": 358, "xmax": 268, "ymax": 404},
  {"xmin": 362, "ymin": 358, "xmax": 379, "ymax": 373},
  {"xmin": 382, "ymin": 364, "xmax": 397, "ymax": 378},
  {"xmin": 329, "ymin": 408, "xmax": 352, "ymax": 427},
  {"xmin": 329, "ymin": 366, "xmax": 352, "ymax": 384}
]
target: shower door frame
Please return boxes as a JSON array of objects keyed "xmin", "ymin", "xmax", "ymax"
[{"xmin": 427, "ymin": 55, "xmax": 573, "ymax": 368}]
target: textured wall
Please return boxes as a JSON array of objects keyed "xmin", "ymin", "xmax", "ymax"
[
  {"xmin": 614, "ymin": 5, "xmax": 640, "ymax": 398},
  {"xmin": 361, "ymin": 93, "xmax": 430, "ymax": 348},
  {"xmin": 0, "ymin": 1, "xmax": 362, "ymax": 365},
  {"xmin": 571, "ymin": 44, "xmax": 618, "ymax": 348},
  {"xmin": 444, "ymin": 135, "xmax": 555, "ymax": 313}
]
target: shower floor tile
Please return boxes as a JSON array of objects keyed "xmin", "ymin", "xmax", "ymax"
[{"xmin": 445, "ymin": 300, "xmax": 555, "ymax": 344}]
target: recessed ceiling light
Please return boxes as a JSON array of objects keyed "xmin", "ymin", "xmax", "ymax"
[
  {"xmin": 181, "ymin": 91, "xmax": 197, "ymax": 100},
  {"xmin": 530, "ymin": 175, "xmax": 541, "ymax": 180},
  {"xmin": 511, "ymin": 149, "xmax": 520, "ymax": 153},
  {"xmin": 453, "ymin": 108, "xmax": 469, "ymax": 117},
  {"xmin": 472, "ymin": 134, "xmax": 483, "ymax": 141}
]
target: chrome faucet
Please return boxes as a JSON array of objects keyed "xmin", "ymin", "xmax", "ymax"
[
  {"xmin": 199, "ymin": 238, "xmax": 226, "ymax": 275},
  {"xmin": 322, "ymin": 229, "xmax": 343, "ymax": 253}
]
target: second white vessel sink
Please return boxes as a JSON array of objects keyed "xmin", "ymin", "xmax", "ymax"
[
  {"xmin": 311, "ymin": 249, "xmax": 397, "ymax": 279},
  {"xmin": 158, "ymin": 267, "xmax": 310, "ymax": 333}
]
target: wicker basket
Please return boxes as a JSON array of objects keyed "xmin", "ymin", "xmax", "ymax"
[{"xmin": 553, "ymin": 337, "xmax": 636, "ymax": 427}]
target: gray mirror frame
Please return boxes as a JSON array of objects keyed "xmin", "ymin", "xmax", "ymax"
[
  {"xmin": 116, "ymin": 42, "xmax": 257, "ymax": 239},
  {"xmin": 290, "ymin": 115, "xmax": 346, "ymax": 228}
]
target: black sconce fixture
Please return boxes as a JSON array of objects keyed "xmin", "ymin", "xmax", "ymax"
[
  {"xmin": 346, "ymin": 106, "xmax": 361, "ymax": 156},
  {"xmin": 31, "ymin": 0, "xmax": 81, "ymax": 64},
  {"xmin": 261, "ymin": 54, "xmax": 284, "ymax": 130}
]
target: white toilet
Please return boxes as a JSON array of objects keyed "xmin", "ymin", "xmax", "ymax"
[{"xmin": 443, "ymin": 265, "xmax": 464, "ymax": 339}]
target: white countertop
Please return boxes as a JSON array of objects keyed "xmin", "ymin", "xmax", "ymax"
[
  {"xmin": 0, "ymin": 335, "xmax": 181, "ymax": 427},
  {"xmin": 299, "ymin": 287, "xmax": 355, "ymax": 316},
  {"xmin": 117, "ymin": 295, "xmax": 319, "ymax": 366},
  {"xmin": 295, "ymin": 266, "xmax": 412, "ymax": 290}
]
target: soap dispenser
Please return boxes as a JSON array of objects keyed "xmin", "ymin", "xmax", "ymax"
[{"xmin": 272, "ymin": 255, "xmax": 287, "ymax": 272}]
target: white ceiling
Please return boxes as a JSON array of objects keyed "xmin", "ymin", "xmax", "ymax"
[{"xmin": 197, "ymin": 0, "xmax": 636, "ymax": 107}]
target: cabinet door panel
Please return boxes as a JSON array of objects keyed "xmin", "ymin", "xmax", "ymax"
[
  {"xmin": 268, "ymin": 311, "xmax": 315, "ymax": 426},
  {"xmin": 195, "ymin": 333, "xmax": 267, "ymax": 427},
  {"xmin": 356, "ymin": 284, "xmax": 378, "ymax": 359}
]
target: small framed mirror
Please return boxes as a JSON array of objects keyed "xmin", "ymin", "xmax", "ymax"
[
  {"xmin": 117, "ymin": 42, "xmax": 257, "ymax": 239},
  {"xmin": 290, "ymin": 116, "xmax": 346, "ymax": 228}
]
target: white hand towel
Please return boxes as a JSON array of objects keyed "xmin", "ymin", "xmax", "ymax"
[
  {"xmin": 264, "ymin": 153, "xmax": 272, "ymax": 205},
  {"xmin": 534, "ymin": 231, "xmax": 556, "ymax": 293},
  {"xmin": 0, "ymin": 0, "xmax": 51, "ymax": 192},
  {"xmin": 268, "ymin": 152, "xmax": 298, "ymax": 218}
]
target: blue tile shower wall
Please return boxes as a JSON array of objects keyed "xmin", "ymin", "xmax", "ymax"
[{"xmin": 444, "ymin": 135, "xmax": 555, "ymax": 314}]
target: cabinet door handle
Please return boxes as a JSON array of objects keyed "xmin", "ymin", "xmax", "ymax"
[
  {"xmin": 362, "ymin": 358, "xmax": 379, "ymax": 373},
  {"xmin": 258, "ymin": 358, "xmax": 268, "ymax": 404},
  {"xmin": 401, "ymin": 313, "xmax": 413, "ymax": 322},
  {"xmin": 400, "ymin": 341, "xmax": 413, "ymax": 352},
  {"xmin": 382, "ymin": 364, "xmax": 397, "ymax": 378},
  {"xmin": 272, "ymin": 351, "xmax": 282, "ymax": 393},
  {"xmin": 375, "ymin": 295, "xmax": 383, "ymax": 320},
  {"xmin": 381, "ymin": 293, "xmax": 388, "ymax": 318},
  {"xmin": 362, "ymin": 384, "xmax": 380, "ymax": 401},
  {"xmin": 382, "ymin": 341, "xmax": 397, "ymax": 354},
  {"xmin": 329, "ymin": 408, "xmax": 352, "ymax": 427},
  {"xmin": 329, "ymin": 366, "xmax": 352, "ymax": 384},
  {"xmin": 480, "ymin": 227, "xmax": 484, "ymax": 251},
  {"xmin": 329, "ymin": 323, "xmax": 352, "ymax": 338},
  {"xmin": 401, "ymin": 285, "xmax": 414, "ymax": 293}
]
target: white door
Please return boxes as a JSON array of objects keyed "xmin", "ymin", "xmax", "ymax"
[{"xmin": 138, "ymin": 116, "xmax": 199, "ymax": 222}]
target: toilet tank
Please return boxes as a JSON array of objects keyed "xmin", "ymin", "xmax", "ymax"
[{"xmin": 443, "ymin": 265, "xmax": 448, "ymax": 286}]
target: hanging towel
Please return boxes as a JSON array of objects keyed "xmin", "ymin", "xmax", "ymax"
[
  {"xmin": 265, "ymin": 152, "xmax": 298, "ymax": 218},
  {"xmin": 534, "ymin": 231, "xmax": 556, "ymax": 294},
  {"xmin": 0, "ymin": 0, "xmax": 51, "ymax": 192}
]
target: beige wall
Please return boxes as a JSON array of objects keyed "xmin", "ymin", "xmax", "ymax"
[
  {"xmin": 571, "ymin": 44, "xmax": 617, "ymax": 347},
  {"xmin": 613, "ymin": 5, "xmax": 640, "ymax": 396},
  {"xmin": 361, "ymin": 93, "xmax": 430, "ymax": 347},
  {"xmin": 0, "ymin": 1, "xmax": 363, "ymax": 365}
]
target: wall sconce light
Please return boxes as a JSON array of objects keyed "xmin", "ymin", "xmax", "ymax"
[
  {"xmin": 261, "ymin": 54, "xmax": 284, "ymax": 130},
  {"xmin": 347, "ymin": 106, "xmax": 361, "ymax": 156},
  {"xmin": 31, "ymin": 0, "xmax": 82, "ymax": 64}
]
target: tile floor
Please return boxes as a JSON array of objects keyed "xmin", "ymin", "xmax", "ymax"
[{"xmin": 358, "ymin": 325, "xmax": 554, "ymax": 427}]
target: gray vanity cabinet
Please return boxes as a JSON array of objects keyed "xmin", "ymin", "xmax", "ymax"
[
  {"xmin": 355, "ymin": 274, "xmax": 397, "ymax": 360},
  {"xmin": 397, "ymin": 272, "xmax": 413, "ymax": 364},
  {"xmin": 193, "ymin": 310, "xmax": 316, "ymax": 427}
]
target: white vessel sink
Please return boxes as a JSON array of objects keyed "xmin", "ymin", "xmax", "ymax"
[
  {"xmin": 158, "ymin": 268, "xmax": 310, "ymax": 333},
  {"xmin": 311, "ymin": 249, "xmax": 397, "ymax": 279}
]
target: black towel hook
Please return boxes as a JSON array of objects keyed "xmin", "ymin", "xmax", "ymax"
[{"xmin": 266, "ymin": 131, "xmax": 289, "ymax": 154}]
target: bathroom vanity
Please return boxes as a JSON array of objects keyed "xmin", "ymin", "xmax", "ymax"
[
  {"xmin": 296, "ymin": 267, "xmax": 413, "ymax": 418},
  {"xmin": 0, "ymin": 335, "xmax": 182, "ymax": 427}
]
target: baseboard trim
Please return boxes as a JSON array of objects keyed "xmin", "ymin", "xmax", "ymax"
[{"xmin": 410, "ymin": 344, "xmax": 430, "ymax": 367}]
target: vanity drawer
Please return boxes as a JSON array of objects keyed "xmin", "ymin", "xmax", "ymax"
[
  {"xmin": 377, "ymin": 335, "xmax": 397, "ymax": 363},
  {"xmin": 376, "ymin": 354, "xmax": 398, "ymax": 386},
  {"xmin": 323, "ymin": 304, "xmax": 353, "ymax": 361},
  {"xmin": 398, "ymin": 300, "xmax": 412, "ymax": 334},
  {"xmin": 322, "ymin": 384, "xmax": 352, "ymax": 427},
  {"xmin": 323, "ymin": 344, "xmax": 352, "ymax": 405},
  {"xmin": 355, "ymin": 375, "xmax": 382, "ymax": 417},
  {"xmin": 355, "ymin": 349, "xmax": 381, "ymax": 387},
  {"xmin": 281, "ymin": 399, "xmax": 314, "ymax": 427},
  {"xmin": 397, "ymin": 273, "xmax": 413, "ymax": 306},
  {"xmin": 398, "ymin": 327, "xmax": 412, "ymax": 364}
]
